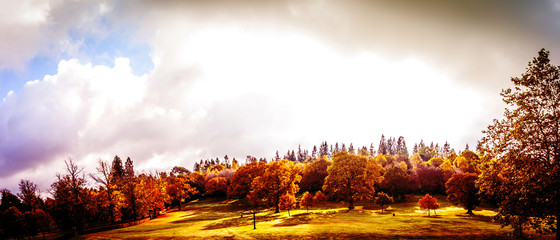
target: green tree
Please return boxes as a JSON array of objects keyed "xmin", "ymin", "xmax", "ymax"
[
  {"xmin": 479, "ymin": 49, "xmax": 560, "ymax": 238},
  {"xmin": 445, "ymin": 173, "xmax": 480, "ymax": 215},
  {"xmin": 323, "ymin": 152, "xmax": 384, "ymax": 210}
]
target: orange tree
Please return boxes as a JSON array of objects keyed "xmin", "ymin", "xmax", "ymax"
[
  {"xmin": 323, "ymin": 151, "xmax": 384, "ymax": 209},
  {"xmin": 300, "ymin": 191, "xmax": 313, "ymax": 212},
  {"xmin": 250, "ymin": 160, "xmax": 301, "ymax": 213},
  {"xmin": 418, "ymin": 194, "xmax": 439, "ymax": 216},
  {"xmin": 300, "ymin": 156, "xmax": 331, "ymax": 193},
  {"xmin": 227, "ymin": 162, "xmax": 266, "ymax": 199},
  {"xmin": 205, "ymin": 177, "xmax": 228, "ymax": 198},
  {"xmin": 479, "ymin": 49, "xmax": 560, "ymax": 238},
  {"xmin": 445, "ymin": 172, "xmax": 479, "ymax": 215},
  {"xmin": 279, "ymin": 194, "xmax": 297, "ymax": 216},
  {"xmin": 375, "ymin": 192, "xmax": 393, "ymax": 213}
]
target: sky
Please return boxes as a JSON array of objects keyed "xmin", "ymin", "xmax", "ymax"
[{"xmin": 1, "ymin": 0, "xmax": 560, "ymax": 195}]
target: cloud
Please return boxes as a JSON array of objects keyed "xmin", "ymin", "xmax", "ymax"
[{"xmin": 3, "ymin": 0, "xmax": 560, "ymax": 193}]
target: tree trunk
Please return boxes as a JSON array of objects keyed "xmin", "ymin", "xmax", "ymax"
[
  {"xmin": 466, "ymin": 209, "xmax": 473, "ymax": 215},
  {"xmin": 253, "ymin": 212, "xmax": 256, "ymax": 230},
  {"xmin": 348, "ymin": 198, "xmax": 354, "ymax": 210}
]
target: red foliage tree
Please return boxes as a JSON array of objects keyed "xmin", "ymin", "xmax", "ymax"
[{"xmin": 418, "ymin": 194, "xmax": 439, "ymax": 216}]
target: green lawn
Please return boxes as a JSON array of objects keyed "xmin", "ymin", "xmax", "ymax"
[{"xmin": 76, "ymin": 195, "xmax": 553, "ymax": 239}]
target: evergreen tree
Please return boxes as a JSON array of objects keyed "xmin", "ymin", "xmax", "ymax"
[
  {"xmin": 111, "ymin": 155, "xmax": 125, "ymax": 182},
  {"xmin": 378, "ymin": 135, "xmax": 388, "ymax": 155}
]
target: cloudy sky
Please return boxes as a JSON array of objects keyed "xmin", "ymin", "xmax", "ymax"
[{"xmin": 1, "ymin": 0, "xmax": 560, "ymax": 194}]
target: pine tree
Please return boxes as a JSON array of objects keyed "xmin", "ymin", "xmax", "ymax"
[
  {"xmin": 111, "ymin": 155, "xmax": 125, "ymax": 182},
  {"xmin": 378, "ymin": 135, "xmax": 388, "ymax": 155}
]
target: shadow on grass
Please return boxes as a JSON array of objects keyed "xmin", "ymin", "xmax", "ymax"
[
  {"xmin": 202, "ymin": 212, "xmax": 282, "ymax": 230},
  {"xmin": 273, "ymin": 214, "xmax": 314, "ymax": 227},
  {"xmin": 456, "ymin": 214, "xmax": 494, "ymax": 223}
]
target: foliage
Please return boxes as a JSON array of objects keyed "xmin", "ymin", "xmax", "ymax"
[
  {"xmin": 413, "ymin": 165, "xmax": 444, "ymax": 194},
  {"xmin": 300, "ymin": 156, "xmax": 331, "ymax": 193},
  {"xmin": 418, "ymin": 194, "xmax": 439, "ymax": 216},
  {"xmin": 313, "ymin": 191, "xmax": 327, "ymax": 203},
  {"xmin": 445, "ymin": 173, "xmax": 480, "ymax": 215},
  {"xmin": 2, "ymin": 206, "xmax": 26, "ymax": 239},
  {"xmin": 279, "ymin": 194, "xmax": 297, "ymax": 216},
  {"xmin": 205, "ymin": 177, "xmax": 228, "ymax": 198},
  {"xmin": 380, "ymin": 166, "xmax": 409, "ymax": 201},
  {"xmin": 479, "ymin": 49, "xmax": 560, "ymax": 237},
  {"xmin": 300, "ymin": 191, "xmax": 313, "ymax": 212},
  {"xmin": 227, "ymin": 162, "xmax": 266, "ymax": 199},
  {"xmin": 323, "ymin": 151, "xmax": 384, "ymax": 210},
  {"xmin": 250, "ymin": 160, "xmax": 301, "ymax": 213},
  {"xmin": 375, "ymin": 192, "xmax": 393, "ymax": 213}
]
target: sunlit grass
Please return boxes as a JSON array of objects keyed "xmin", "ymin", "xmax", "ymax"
[{"xmin": 76, "ymin": 196, "xmax": 553, "ymax": 239}]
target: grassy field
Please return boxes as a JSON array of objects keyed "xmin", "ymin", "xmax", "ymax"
[{"xmin": 76, "ymin": 195, "xmax": 552, "ymax": 239}]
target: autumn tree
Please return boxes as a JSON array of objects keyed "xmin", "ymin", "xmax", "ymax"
[
  {"xmin": 18, "ymin": 179, "xmax": 42, "ymax": 212},
  {"xmin": 479, "ymin": 49, "xmax": 560, "ymax": 238},
  {"xmin": 375, "ymin": 192, "xmax": 393, "ymax": 213},
  {"xmin": 313, "ymin": 191, "xmax": 327, "ymax": 203},
  {"xmin": 166, "ymin": 174, "xmax": 198, "ymax": 210},
  {"xmin": 279, "ymin": 194, "xmax": 297, "ymax": 216},
  {"xmin": 205, "ymin": 177, "xmax": 228, "ymax": 198},
  {"xmin": 445, "ymin": 173, "xmax": 480, "ymax": 215},
  {"xmin": 380, "ymin": 165, "xmax": 410, "ymax": 201},
  {"xmin": 90, "ymin": 159, "xmax": 123, "ymax": 223},
  {"xmin": 2, "ymin": 206, "xmax": 26, "ymax": 239},
  {"xmin": 323, "ymin": 152, "xmax": 384, "ymax": 210},
  {"xmin": 51, "ymin": 158, "xmax": 88, "ymax": 232},
  {"xmin": 300, "ymin": 191, "xmax": 313, "ymax": 212},
  {"xmin": 300, "ymin": 156, "xmax": 331, "ymax": 193},
  {"xmin": 250, "ymin": 160, "xmax": 301, "ymax": 213},
  {"xmin": 227, "ymin": 162, "xmax": 266, "ymax": 199},
  {"xmin": 418, "ymin": 194, "xmax": 439, "ymax": 216}
]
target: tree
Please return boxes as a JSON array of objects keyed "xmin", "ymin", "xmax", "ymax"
[
  {"xmin": 205, "ymin": 177, "xmax": 228, "ymax": 198},
  {"xmin": 171, "ymin": 166, "xmax": 190, "ymax": 176},
  {"xmin": 380, "ymin": 166, "xmax": 410, "ymax": 201},
  {"xmin": 18, "ymin": 179, "xmax": 42, "ymax": 212},
  {"xmin": 0, "ymin": 189, "xmax": 22, "ymax": 212},
  {"xmin": 89, "ymin": 159, "xmax": 122, "ymax": 223},
  {"xmin": 445, "ymin": 173, "xmax": 480, "ymax": 215},
  {"xmin": 166, "ymin": 175, "xmax": 198, "ymax": 210},
  {"xmin": 375, "ymin": 192, "xmax": 393, "ymax": 213},
  {"xmin": 323, "ymin": 152, "xmax": 384, "ymax": 210},
  {"xmin": 418, "ymin": 194, "xmax": 439, "ymax": 216},
  {"xmin": 51, "ymin": 158, "xmax": 88, "ymax": 232},
  {"xmin": 111, "ymin": 155, "xmax": 125, "ymax": 183},
  {"xmin": 313, "ymin": 191, "xmax": 327, "ymax": 203},
  {"xmin": 227, "ymin": 162, "xmax": 266, "ymax": 199},
  {"xmin": 479, "ymin": 49, "xmax": 560, "ymax": 238},
  {"xmin": 300, "ymin": 191, "xmax": 314, "ymax": 212},
  {"xmin": 279, "ymin": 194, "xmax": 297, "ymax": 216},
  {"xmin": 300, "ymin": 156, "xmax": 331, "ymax": 193},
  {"xmin": 2, "ymin": 206, "xmax": 26, "ymax": 239},
  {"xmin": 250, "ymin": 160, "xmax": 301, "ymax": 213},
  {"xmin": 378, "ymin": 135, "xmax": 388, "ymax": 155}
]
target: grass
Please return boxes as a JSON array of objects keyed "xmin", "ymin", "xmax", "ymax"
[{"xmin": 75, "ymin": 195, "xmax": 554, "ymax": 239}]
